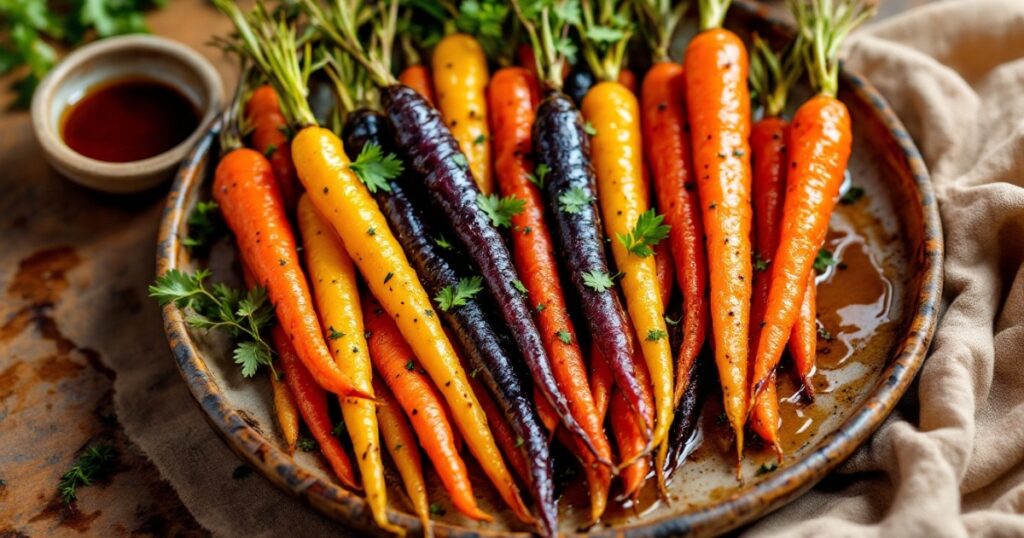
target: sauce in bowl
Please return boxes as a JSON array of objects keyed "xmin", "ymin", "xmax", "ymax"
[{"xmin": 60, "ymin": 77, "xmax": 200, "ymax": 163}]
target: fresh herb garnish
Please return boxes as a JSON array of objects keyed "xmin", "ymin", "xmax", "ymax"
[
  {"xmin": 514, "ymin": 435, "xmax": 525, "ymax": 448},
  {"xmin": 558, "ymin": 187, "xmax": 593, "ymax": 214},
  {"xmin": 435, "ymin": 235, "xmax": 453, "ymax": 250},
  {"xmin": 297, "ymin": 437, "xmax": 318, "ymax": 452},
  {"xmin": 753, "ymin": 253, "xmax": 770, "ymax": 272},
  {"xmin": 182, "ymin": 201, "xmax": 224, "ymax": 253},
  {"xmin": 581, "ymin": 270, "xmax": 615, "ymax": 293},
  {"xmin": 349, "ymin": 142, "xmax": 404, "ymax": 194},
  {"xmin": 813, "ymin": 248, "xmax": 838, "ymax": 274},
  {"xmin": 58, "ymin": 445, "xmax": 117, "ymax": 505},
  {"xmin": 405, "ymin": 360, "xmax": 416, "ymax": 372},
  {"xmin": 476, "ymin": 193, "xmax": 525, "ymax": 228},
  {"xmin": 582, "ymin": 121, "xmax": 597, "ymax": 136},
  {"xmin": 646, "ymin": 329, "xmax": 667, "ymax": 341},
  {"xmin": 512, "ymin": 279, "xmax": 528, "ymax": 294},
  {"xmin": 617, "ymin": 209, "xmax": 670, "ymax": 257},
  {"xmin": 526, "ymin": 163, "xmax": 550, "ymax": 189},
  {"xmin": 817, "ymin": 325, "xmax": 833, "ymax": 341},
  {"xmin": 473, "ymin": 133, "xmax": 487, "ymax": 145},
  {"xmin": 263, "ymin": 144, "xmax": 277, "ymax": 157},
  {"xmin": 149, "ymin": 269, "xmax": 276, "ymax": 378},
  {"xmin": 556, "ymin": 329, "xmax": 572, "ymax": 344},
  {"xmin": 328, "ymin": 326, "xmax": 345, "ymax": 340},
  {"xmin": 429, "ymin": 503, "xmax": 446, "ymax": 516},
  {"xmin": 757, "ymin": 462, "xmax": 778, "ymax": 475},
  {"xmin": 435, "ymin": 276, "xmax": 484, "ymax": 311},
  {"xmin": 840, "ymin": 185, "xmax": 865, "ymax": 205},
  {"xmin": 331, "ymin": 421, "xmax": 346, "ymax": 438}
]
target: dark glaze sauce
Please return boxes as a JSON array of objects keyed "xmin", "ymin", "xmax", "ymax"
[{"xmin": 60, "ymin": 77, "xmax": 199, "ymax": 163}]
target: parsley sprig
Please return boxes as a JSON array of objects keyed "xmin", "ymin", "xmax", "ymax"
[
  {"xmin": 182, "ymin": 200, "xmax": 225, "ymax": 254},
  {"xmin": 149, "ymin": 269, "xmax": 276, "ymax": 378},
  {"xmin": 435, "ymin": 276, "xmax": 485, "ymax": 311},
  {"xmin": 581, "ymin": 270, "xmax": 615, "ymax": 293},
  {"xmin": 349, "ymin": 142, "xmax": 404, "ymax": 194},
  {"xmin": 617, "ymin": 209, "xmax": 670, "ymax": 257},
  {"xmin": 558, "ymin": 187, "xmax": 594, "ymax": 214},
  {"xmin": 58, "ymin": 445, "xmax": 117, "ymax": 505},
  {"xmin": 477, "ymin": 193, "xmax": 525, "ymax": 228},
  {"xmin": 813, "ymin": 248, "xmax": 838, "ymax": 274}
]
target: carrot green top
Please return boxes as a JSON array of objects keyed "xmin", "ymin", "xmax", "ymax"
[
  {"xmin": 512, "ymin": 0, "xmax": 578, "ymax": 91},
  {"xmin": 792, "ymin": 0, "xmax": 876, "ymax": 98},
  {"xmin": 748, "ymin": 33, "xmax": 805, "ymax": 118},
  {"xmin": 304, "ymin": 0, "xmax": 399, "ymax": 88},
  {"xmin": 697, "ymin": 0, "xmax": 732, "ymax": 31},
  {"xmin": 635, "ymin": 0, "xmax": 687, "ymax": 62},
  {"xmin": 576, "ymin": 0, "xmax": 634, "ymax": 82}
]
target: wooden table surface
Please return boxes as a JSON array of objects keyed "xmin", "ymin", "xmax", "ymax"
[{"xmin": 0, "ymin": 1, "xmax": 922, "ymax": 536}]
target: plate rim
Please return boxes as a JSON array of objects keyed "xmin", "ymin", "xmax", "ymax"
[{"xmin": 153, "ymin": 4, "xmax": 944, "ymax": 536}]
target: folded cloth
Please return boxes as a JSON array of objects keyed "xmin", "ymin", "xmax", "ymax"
[
  {"xmin": 112, "ymin": 1, "xmax": 1024, "ymax": 536},
  {"xmin": 747, "ymin": 0, "xmax": 1024, "ymax": 536}
]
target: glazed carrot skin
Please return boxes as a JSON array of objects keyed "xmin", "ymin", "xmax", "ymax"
[
  {"xmin": 269, "ymin": 362, "xmax": 299, "ymax": 453},
  {"xmin": 641, "ymin": 62, "xmax": 709, "ymax": 407},
  {"xmin": 789, "ymin": 271, "xmax": 817, "ymax": 397},
  {"xmin": 273, "ymin": 326, "xmax": 359, "ymax": 490},
  {"xmin": 613, "ymin": 345, "xmax": 655, "ymax": 498},
  {"xmin": 297, "ymin": 195, "xmax": 400, "ymax": 535},
  {"xmin": 373, "ymin": 378, "xmax": 431, "ymax": 535},
  {"xmin": 749, "ymin": 117, "xmax": 789, "ymax": 454},
  {"xmin": 291, "ymin": 126, "xmax": 525, "ymax": 523},
  {"xmin": 213, "ymin": 148, "xmax": 367, "ymax": 400},
  {"xmin": 583, "ymin": 81, "xmax": 674, "ymax": 451},
  {"xmin": 432, "ymin": 33, "xmax": 493, "ymax": 194},
  {"xmin": 362, "ymin": 297, "xmax": 492, "ymax": 522},
  {"xmin": 751, "ymin": 95, "xmax": 852, "ymax": 405},
  {"xmin": 399, "ymin": 64, "xmax": 436, "ymax": 106},
  {"xmin": 246, "ymin": 85, "xmax": 301, "ymax": 213},
  {"xmin": 532, "ymin": 91, "xmax": 652, "ymax": 435},
  {"xmin": 341, "ymin": 109, "xmax": 548, "ymax": 529},
  {"xmin": 470, "ymin": 378, "xmax": 531, "ymax": 488},
  {"xmin": 663, "ymin": 354, "xmax": 702, "ymax": 478},
  {"xmin": 382, "ymin": 86, "xmax": 595, "ymax": 462},
  {"xmin": 684, "ymin": 29, "xmax": 754, "ymax": 459},
  {"xmin": 489, "ymin": 67, "xmax": 612, "ymax": 461},
  {"xmin": 589, "ymin": 345, "xmax": 613, "ymax": 424}
]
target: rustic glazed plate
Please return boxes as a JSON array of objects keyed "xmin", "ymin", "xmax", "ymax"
[{"xmin": 155, "ymin": 3, "xmax": 943, "ymax": 536}]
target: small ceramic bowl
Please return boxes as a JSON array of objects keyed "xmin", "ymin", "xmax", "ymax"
[{"xmin": 31, "ymin": 34, "xmax": 224, "ymax": 194}]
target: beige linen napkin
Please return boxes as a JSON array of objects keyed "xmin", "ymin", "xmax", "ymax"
[
  {"xmin": 747, "ymin": 0, "xmax": 1024, "ymax": 536},
  {"xmin": 111, "ymin": 0, "xmax": 1024, "ymax": 536}
]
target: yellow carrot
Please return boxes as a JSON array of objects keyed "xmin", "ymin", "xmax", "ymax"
[{"xmin": 374, "ymin": 378, "xmax": 431, "ymax": 537}]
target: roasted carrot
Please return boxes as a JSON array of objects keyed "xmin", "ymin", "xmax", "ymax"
[
  {"xmin": 470, "ymin": 377, "xmax": 531, "ymax": 489},
  {"xmin": 489, "ymin": 65, "xmax": 614, "ymax": 521},
  {"xmin": 590, "ymin": 345, "xmax": 613, "ymax": 424},
  {"xmin": 747, "ymin": 33, "xmax": 807, "ymax": 456},
  {"xmin": 515, "ymin": 3, "xmax": 652, "ymax": 435},
  {"xmin": 578, "ymin": 2, "xmax": 674, "ymax": 456},
  {"xmin": 789, "ymin": 272, "xmax": 817, "ymax": 397},
  {"xmin": 245, "ymin": 84, "xmax": 301, "ymax": 214},
  {"xmin": 269, "ymin": 367, "xmax": 300, "ymax": 453},
  {"xmin": 399, "ymin": 64, "xmax": 436, "ymax": 106},
  {"xmin": 432, "ymin": 33, "xmax": 493, "ymax": 194},
  {"xmin": 684, "ymin": 0, "xmax": 754, "ymax": 464},
  {"xmin": 750, "ymin": 0, "xmax": 873, "ymax": 407},
  {"xmin": 374, "ymin": 378, "xmax": 431, "ymax": 536},
  {"xmin": 341, "ymin": 108, "xmax": 554, "ymax": 529},
  {"xmin": 297, "ymin": 195, "xmax": 399, "ymax": 535},
  {"xmin": 613, "ymin": 344, "xmax": 655, "ymax": 498},
  {"xmin": 274, "ymin": 326, "xmax": 359, "ymax": 490},
  {"xmin": 362, "ymin": 296, "xmax": 492, "ymax": 522},
  {"xmin": 218, "ymin": 2, "xmax": 528, "ymax": 524},
  {"xmin": 534, "ymin": 387, "xmax": 559, "ymax": 433},
  {"xmin": 640, "ymin": 62, "xmax": 709, "ymax": 410},
  {"xmin": 211, "ymin": 144, "xmax": 366, "ymax": 400}
]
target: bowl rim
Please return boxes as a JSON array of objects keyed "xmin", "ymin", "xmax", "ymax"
[
  {"xmin": 154, "ymin": 5, "xmax": 944, "ymax": 537},
  {"xmin": 31, "ymin": 34, "xmax": 223, "ymax": 190}
]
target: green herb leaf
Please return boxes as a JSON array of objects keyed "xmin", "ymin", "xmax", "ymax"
[
  {"xmin": 476, "ymin": 193, "xmax": 525, "ymax": 228},
  {"xmin": 556, "ymin": 329, "xmax": 572, "ymax": 344},
  {"xmin": 646, "ymin": 329, "xmax": 667, "ymax": 341},
  {"xmin": 585, "ymin": 25, "xmax": 624, "ymax": 43},
  {"xmin": 328, "ymin": 326, "xmax": 345, "ymax": 340},
  {"xmin": 514, "ymin": 436, "xmax": 525, "ymax": 448},
  {"xmin": 753, "ymin": 253, "xmax": 770, "ymax": 272},
  {"xmin": 840, "ymin": 185, "xmax": 865, "ymax": 205},
  {"xmin": 512, "ymin": 279, "xmax": 528, "ymax": 294},
  {"xmin": 349, "ymin": 142, "xmax": 403, "ymax": 194},
  {"xmin": 297, "ymin": 437, "xmax": 318, "ymax": 452},
  {"xmin": 583, "ymin": 121, "xmax": 597, "ymax": 136},
  {"xmin": 233, "ymin": 341, "xmax": 271, "ymax": 378},
  {"xmin": 435, "ymin": 276, "xmax": 484, "ymax": 311},
  {"xmin": 429, "ymin": 503, "xmax": 446, "ymax": 516},
  {"xmin": 473, "ymin": 133, "xmax": 487, "ymax": 145},
  {"xmin": 813, "ymin": 248, "xmax": 838, "ymax": 274},
  {"xmin": 558, "ymin": 187, "xmax": 593, "ymax": 214},
  {"xmin": 757, "ymin": 462, "xmax": 778, "ymax": 476},
  {"xmin": 435, "ymin": 235, "xmax": 453, "ymax": 250},
  {"xmin": 526, "ymin": 163, "xmax": 550, "ymax": 189},
  {"xmin": 58, "ymin": 445, "xmax": 117, "ymax": 505},
  {"xmin": 405, "ymin": 360, "xmax": 416, "ymax": 371},
  {"xmin": 617, "ymin": 209, "xmax": 670, "ymax": 257},
  {"xmin": 581, "ymin": 270, "xmax": 614, "ymax": 293},
  {"xmin": 182, "ymin": 201, "xmax": 224, "ymax": 253}
]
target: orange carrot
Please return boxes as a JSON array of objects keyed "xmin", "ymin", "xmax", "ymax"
[
  {"xmin": 374, "ymin": 378, "xmax": 431, "ymax": 535},
  {"xmin": 789, "ymin": 272, "xmax": 817, "ymax": 397},
  {"xmin": 274, "ymin": 326, "xmax": 359, "ymax": 490},
  {"xmin": 470, "ymin": 378, "xmax": 530, "ymax": 490},
  {"xmin": 750, "ymin": 0, "xmax": 871, "ymax": 408},
  {"xmin": 399, "ymin": 64, "xmax": 436, "ymax": 105},
  {"xmin": 641, "ymin": 62, "xmax": 709, "ymax": 408},
  {"xmin": 212, "ymin": 147, "xmax": 368, "ymax": 400},
  {"xmin": 269, "ymin": 364, "xmax": 299, "ymax": 452},
  {"xmin": 684, "ymin": 2, "xmax": 754, "ymax": 463},
  {"xmin": 361, "ymin": 296, "xmax": 492, "ymax": 522},
  {"xmin": 245, "ymin": 85, "xmax": 301, "ymax": 214}
]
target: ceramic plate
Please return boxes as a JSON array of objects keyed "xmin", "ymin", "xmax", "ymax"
[{"xmin": 155, "ymin": 3, "xmax": 943, "ymax": 536}]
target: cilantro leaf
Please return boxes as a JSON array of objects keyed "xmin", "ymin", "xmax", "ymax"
[
  {"xmin": 526, "ymin": 163, "xmax": 550, "ymax": 189},
  {"xmin": 476, "ymin": 193, "xmax": 524, "ymax": 228},
  {"xmin": 646, "ymin": 329, "xmax": 667, "ymax": 341},
  {"xmin": 581, "ymin": 270, "xmax": 614, "ymax": 293},
  {"xmin": 813, "ymin": 248, "xmax": 838, "ymax": 274},
  {"xmin": 233, "ymin": 341, "xmax": 271, "ymax": 378},
  {"xmin": 349, "ymin": 142, "xmax": 403, "ymax": 194},
  {"xmin": 555, "ymin": 329, "xmax": 572, "ymax": 344},
  {"xmin": 616, "ymin": 209, "xmax": 670, "ymax": 257},
  {"xmin": 512, "ymin": 279, "xmax": 528, "ymax": 294},
  {"xmin": 558, "ymin": 187, "xmax": 593, "ymax": 214},
  {"xmin": 297, "ymin": 436, "xmax": 318, "ymax": 452},
  {"xmin": 435, "ymin": 276, "xmax": 484, "ymax": 311},
  {"xmin": 435, "ymin": 235, "xmax": 453, "ymax": 250}
]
